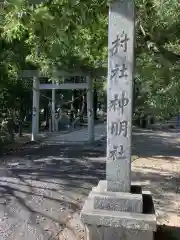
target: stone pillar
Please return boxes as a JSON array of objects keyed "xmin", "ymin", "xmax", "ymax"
[
  {"xmin": 87, "ymin": 76, "xmax": 94, "ymax": 143},
  {"xmin": 52, "ymin": 85, "xmax": 55, "ymax": 132},
  {"xmin": 31, "ymin": 77, "xmax": 39, "ymax": 141},
  {"xmin": 106, "ymin": 4, "xmax": 134, "ymax": 193},
  {"xmin": 80, "ymin": 1, "xmax": 156, "ymax": 240}
]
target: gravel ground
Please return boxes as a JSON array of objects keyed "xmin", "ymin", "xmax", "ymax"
[
  {"xmin": 132, "ymin": 129, "xmax": 180, "ymax": 227},
  {"xmin": 0, "ymin": 128, "xmax": 180, "ymax": 239},
  {"xmin": 0, "ymin": 139, "xmax": 105, "ymax": 240}
]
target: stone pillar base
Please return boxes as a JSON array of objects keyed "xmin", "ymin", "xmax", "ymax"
[{"xmin": 80, "ymin": 181, "xmax": 156, "ymax": 240}]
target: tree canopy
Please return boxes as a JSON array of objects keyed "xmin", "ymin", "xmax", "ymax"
[{"xmin": 1, "ymin": 0, "xmax": 180, "ymax": 124}]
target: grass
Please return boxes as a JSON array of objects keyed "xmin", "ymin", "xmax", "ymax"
[{"xmin": 132, "ymin": 155, "xmax": 139, "ymax": 162}]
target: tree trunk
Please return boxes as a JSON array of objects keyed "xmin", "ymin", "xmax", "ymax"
[
  {"xmin": 7, "ymin": 117, "xmax": 15, "ymax": 143},
  {"xmin": 93, "ymin": 88, "xmax": 98, "ymax": 120},
  {"xmin": 71, "ymin": 92, "xmax": 86, "ymax": 128},
  {"xmin": 18, "ymin": 120, "xmax": 23, "ymax": 137},
  {"xmin": 43, "ymin": 107, "xmax": 46, "ymax": 121},
  {"xmin": 79, "ymin": 91, "xmax": 85, "ymax": 122},
  {"xmin": 18, "ymin": 98, "xmax": 24, "ymax": 137},
  {"xmin": 70, "ymin": 91, "xmax": 75, "ymax": 122},
  {"xmin": 73, "ymin": 89, "xmax": 79, "ymax": 116}
]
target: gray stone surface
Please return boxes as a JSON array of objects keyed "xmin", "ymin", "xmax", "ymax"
[
  {"xmin": 93, "ymin": 194, "xmax": 142, "ymax": 213},
  {"xmin": 106, "ymin": 0, "xmax": 135, "ymax": 192},
  {"xmin": 80, "ymin": 0, "xmax": 157, "ymax": 239},
  {"xmin": 91, "ymin": 180, "xmax": 142, "ymax": 213},
  {"xmin": 87, "ymin": 225, "xmax": 154, "ymax": 240},
  {"xmin": 81, "ymin": 198, "xmax": 156, "ymax": 231},
  {"xmin": 92, "ymin": 180, "xmax": 142, "ymax": 194},
  {"xmin": 103, "ymin": 227, "xmax": 154, "ymax": 240}
]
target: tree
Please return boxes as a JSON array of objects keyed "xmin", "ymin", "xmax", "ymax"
[
  {"xmin": 1, "ymin": 0, "xmax": 180, "ymax": 135},
  {"xmin": 135, "ymin": 0, "xmax": 180, "ymax": 119}
]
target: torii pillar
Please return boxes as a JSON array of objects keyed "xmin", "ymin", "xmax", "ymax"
[
  {"xmin": 32, "ymin": 76, "xmax": 40, "ymax": 141},
  {"xmin": 52, "ymin": 83, "xmax": 56, "ymax": 132},
  {"xmin": 87, "ymin": 76, "xmax": 94, "ymax": 143}
]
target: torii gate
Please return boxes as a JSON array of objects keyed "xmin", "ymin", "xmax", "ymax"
[{"xmin": 21, "ymin": 68, "xmax": 106, "ymax": 143}]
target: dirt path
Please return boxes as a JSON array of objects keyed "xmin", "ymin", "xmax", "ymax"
[
  {"xmin": 132, "ymin": 128, "xmax": 180, "ymax": 227},
  {"xmin": 0, "ymin": 139, "xmax": 106, "ymax": 240},
  {"xmin": 0, "ymin": 128, "xmax": 179, "ymax": 239}
]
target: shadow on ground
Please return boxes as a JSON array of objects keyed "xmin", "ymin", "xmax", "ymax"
[
  {"xmin": 155, "ymin": 225, "xmax": 180, "ymax": 240},
  {"xmin": 0, "ymin": 139, "xmax": 106, "ymax": 239},
  {"xmin": 132, "ymin": 128, "xmax": 180, "ymax": 159},
  {"xmin": 0, "ymin": 130, "xmax": 179, "ymax": 238}
]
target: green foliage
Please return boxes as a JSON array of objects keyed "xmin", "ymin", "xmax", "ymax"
[
  {"xmin": 135, "ymin": 0, "xmax": 180, "ymax": 118},
  {"xmin": 1, "ymin": 0, "xmax": 180, "ymax": 126}
]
